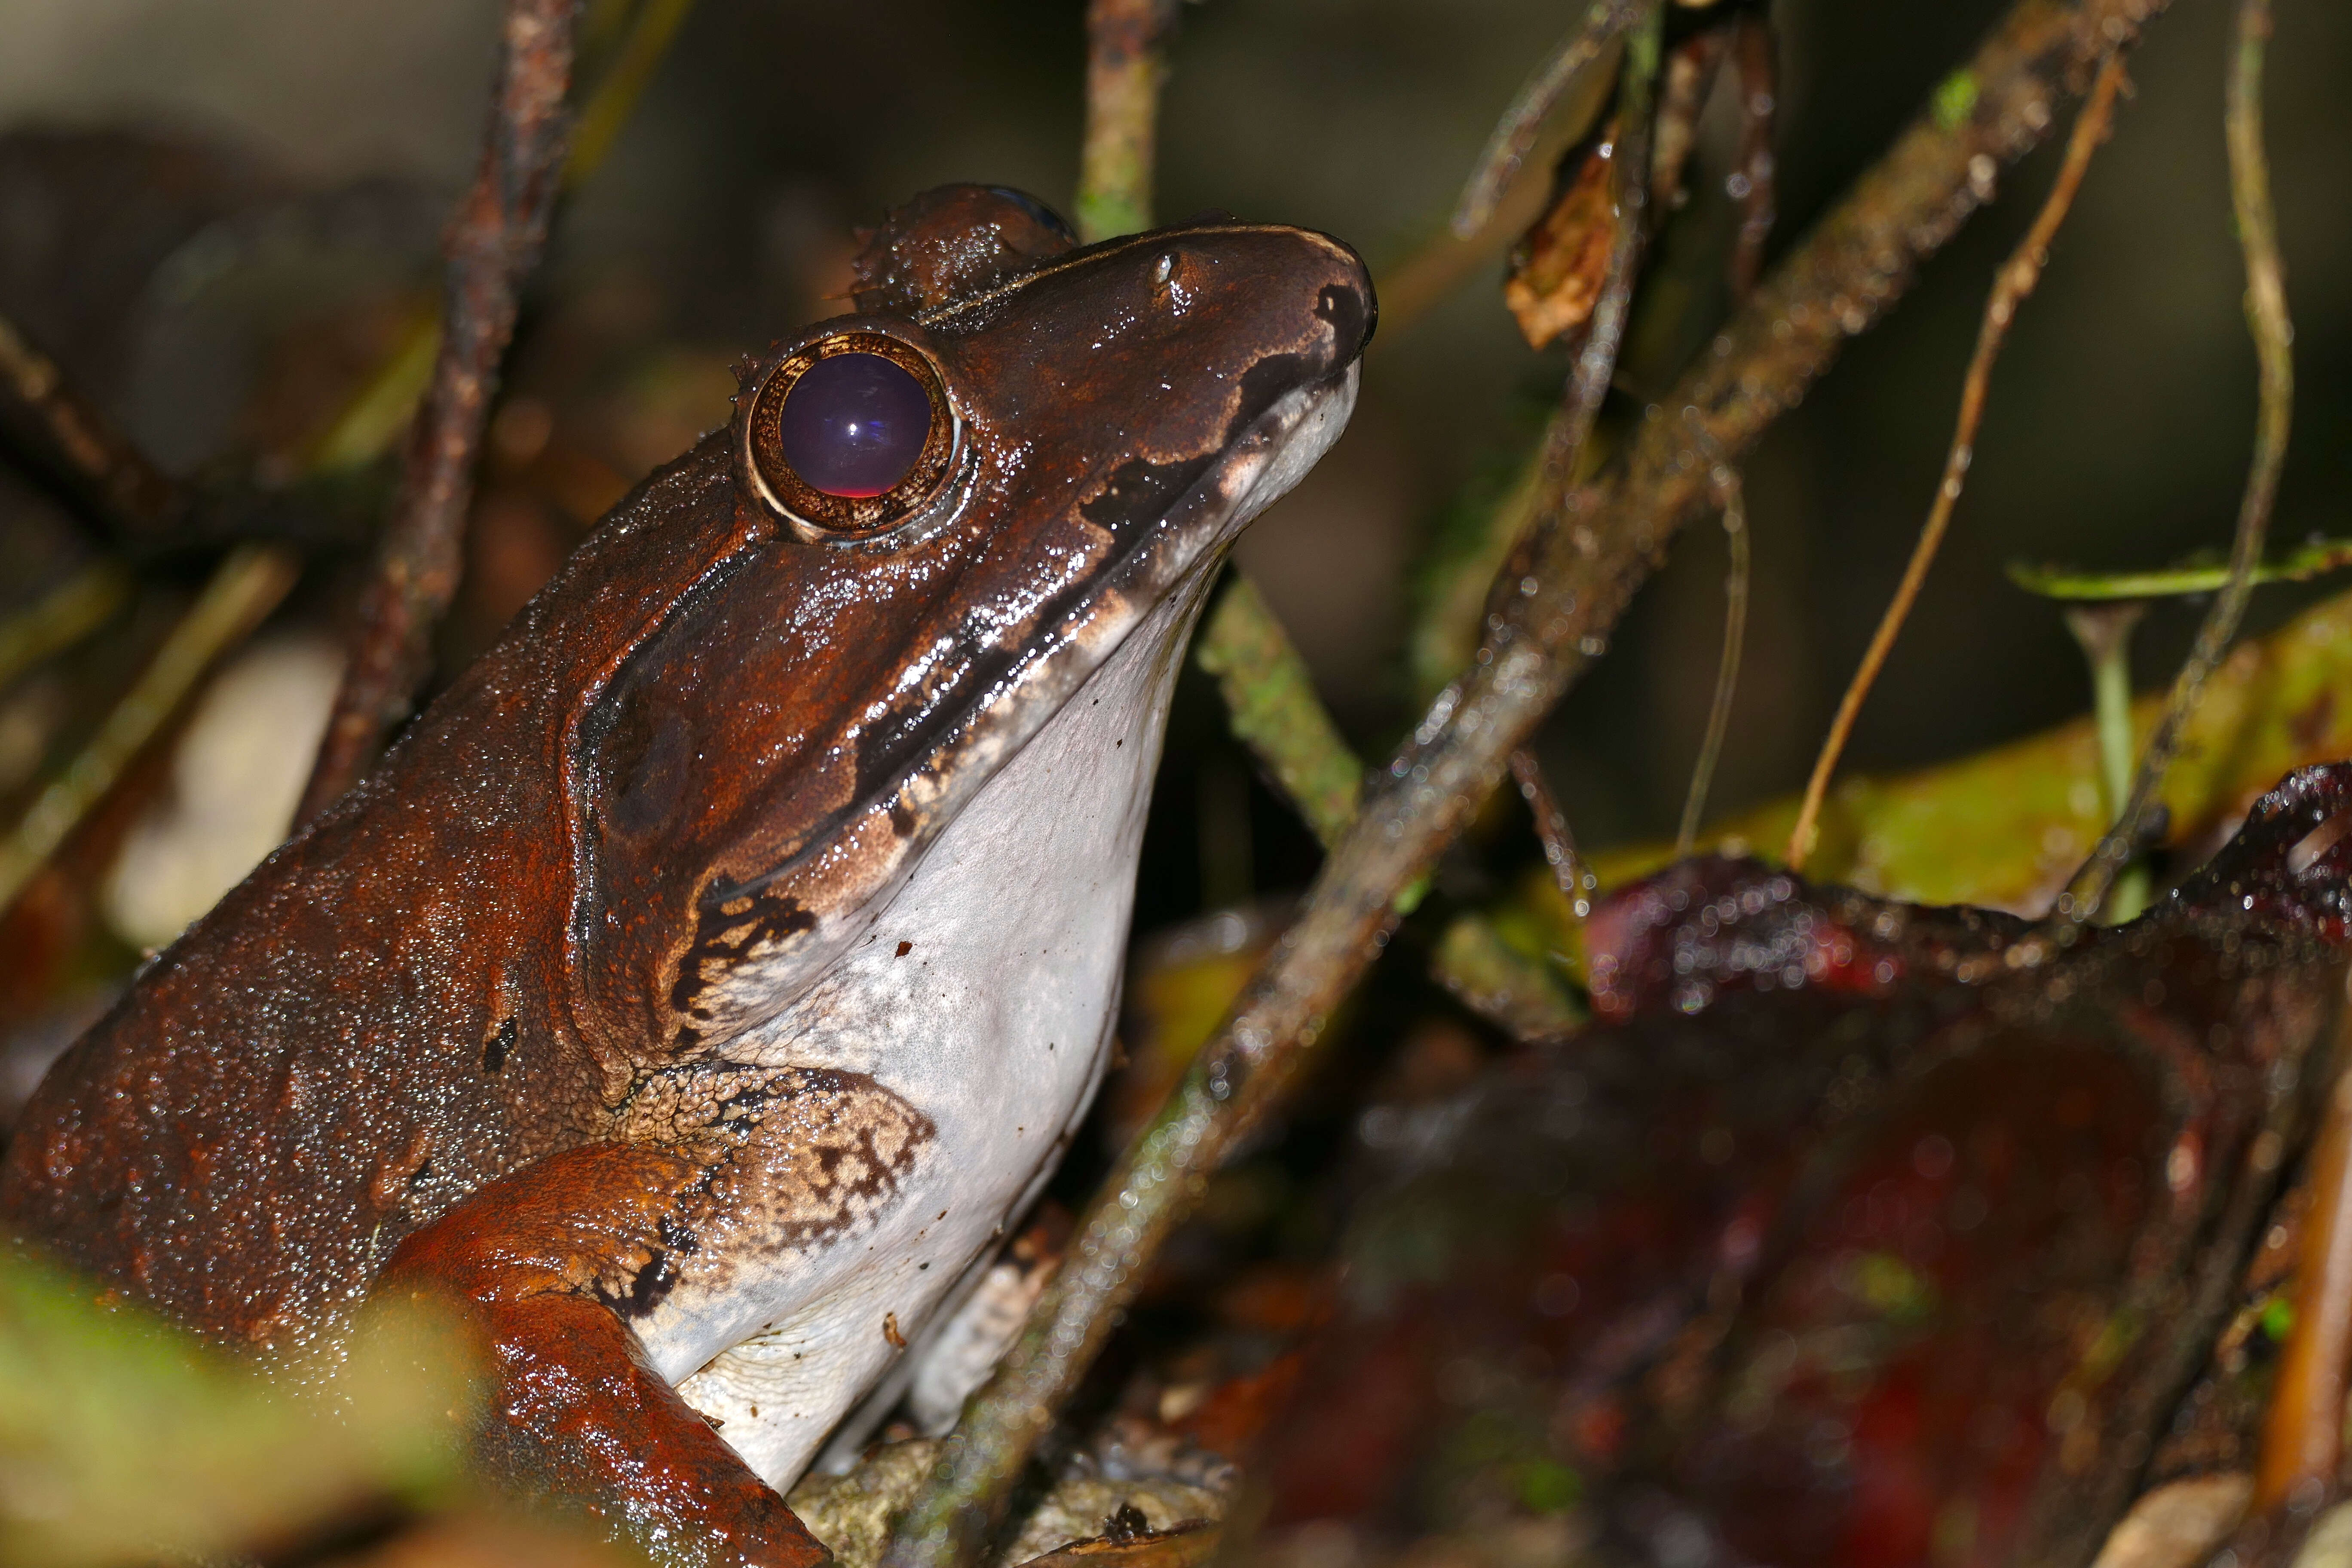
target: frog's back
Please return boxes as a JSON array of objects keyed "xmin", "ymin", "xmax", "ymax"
[
  {"xmin": 1, "ymin": 686, "xmax": 585, "ymax": 1339},
  {"xmin": 0, "ymin": 441, "xmax": 744, "ymax": 1342}
]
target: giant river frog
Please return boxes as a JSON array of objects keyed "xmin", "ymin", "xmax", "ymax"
[{"xmin": 1, "ymin": 184, "xmax": 1374, "ymax": 1565}]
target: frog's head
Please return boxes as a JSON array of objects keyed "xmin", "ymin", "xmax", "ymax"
[{"xmin": 561, "ymin": 187, "xmax": 1371, "ymax": 1065}]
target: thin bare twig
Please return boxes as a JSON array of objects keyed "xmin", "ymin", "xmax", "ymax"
[
  {"xmin": 1788, "ymin": 51, "xmax": 2128, "ymax": 870},
  {"xmin": 1511, "ymin": 748, "xmax": 1596, "ymax": 920},
  {"xmin": 295, "ymin": 0, "xmax": 582, "ymax": 826},
  {"xmin": 1075, "ymin": 0, "xmax": 1181, "ymax": 243},
  {"xmin": 1676, "ymin": 419, "xmax": 1749, "ymax": 859},
  {"xmin": 1651, "ymin": 29, "xmax": 1732, "ymax": 215},
  {"xmin": 0, "ymin": 312, "xmax": 184, "ymax": 548},
  {"xmin": 889, "ymin": 2, "xmax": 2170, "ymax": 1561},
  {"xmin": 2236, "ymin": 0, "xmax": 2333, "ymax": 1515},
  {"xmin": 0, "ymin": 547, "xmax": 298, "ymax": 921},
  {"xmin": 2055, "ymin": 0, "xmax": 2289, "ymax": 925},
  {"xmin": 1452, "ymin": 0, "xmax": 1645, "ymax": 237}
]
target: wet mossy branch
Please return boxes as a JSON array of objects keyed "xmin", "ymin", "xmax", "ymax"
[
  {"xmin": 1195, "ymin": 577, "xmax": 1361, "ymax": 849},
  {"xmin": 1075, "ymin": 0, "xmax": 1181, "ymax": 244}
]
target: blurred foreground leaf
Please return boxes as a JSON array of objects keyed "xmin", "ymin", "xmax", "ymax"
[{"xmin": 0, "ymin": 1245, "xmax": 479, "ymax": 1567}]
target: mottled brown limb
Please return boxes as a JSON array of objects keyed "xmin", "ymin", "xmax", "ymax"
[
  {"xmin": 1726, "ymin": 12, "xmax": 1779, "ymax": 303},
  {"xmin": 296, "ymin": 0, "xmax": 582, "ymax": 827},
  {"xmin": 1075, "ymin": 0, "xmax": 1181, "ymax": 243},
  {"xmin": 1788, "ymin": 49, "xmax": 2128, "ymax": 870},
  {"xmin": 383, "ymin": 1142, "xmax": 832, "ymax": 1568},
  {"xmin": 0, "ymin": 309, "xmax": 185, "ymax": 548},
  {"xmin": 2057, "ymin": 0, "xmax": 2290, "ymax": 926}
]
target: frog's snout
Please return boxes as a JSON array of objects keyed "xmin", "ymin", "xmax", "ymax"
[{"xmin": 1320, "ymin": 239, "xmax": 1378, "ymax": 365}]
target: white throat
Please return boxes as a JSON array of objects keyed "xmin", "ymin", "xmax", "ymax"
[
  {"xmin": 661, "ymin": 363, "xmax": 1359, "ymax": 1489},
  {"xmin": 665, "ymin": 571, "xmax": 1207, "ymax": 1486}
]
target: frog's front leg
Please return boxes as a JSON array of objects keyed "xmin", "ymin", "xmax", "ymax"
[{"xmin": 382, "ymin": 1067, "xmax": 936, "ymax": 1566}]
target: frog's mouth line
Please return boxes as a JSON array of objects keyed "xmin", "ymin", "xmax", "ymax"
[
  {"xmin": 678, "ymin": 361, "xmax": 1360, "ymax": 1042},
  {"xmin": 835, "ymin": 356, "xmax": 1359, "ymax": 868}
]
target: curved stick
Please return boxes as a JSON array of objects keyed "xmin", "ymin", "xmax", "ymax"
[
  {"xmin": 1788, "ymin": 51, "xmax": 2128, "ymax": 870},
  {"xmin": 2055, "ymin": 0, "xmax": 2291, "ymax": 925}
]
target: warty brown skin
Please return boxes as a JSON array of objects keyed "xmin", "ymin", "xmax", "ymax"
[{"xmin": 0, "ymin": 187, "xmax": 1373, "ymax": 1566}]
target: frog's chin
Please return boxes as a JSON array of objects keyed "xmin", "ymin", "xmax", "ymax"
[{"xmin": 1206, "ymin": 358, "xmax": 1359, "ymax": 555}]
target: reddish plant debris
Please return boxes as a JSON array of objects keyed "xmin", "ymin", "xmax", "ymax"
[{"xmin": 1240, "ymin": 766, "xmax": 2352, "ymax": 1568}]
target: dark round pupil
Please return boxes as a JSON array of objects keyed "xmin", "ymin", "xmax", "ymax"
[{"xmin": 776, "ymin": 352, "xmax": 934, "ymax": 499}]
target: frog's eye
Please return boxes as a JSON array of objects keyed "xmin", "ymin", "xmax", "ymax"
[{"xmin": 741, "ymin": 330, "xmax": 959, "ymax": 538}]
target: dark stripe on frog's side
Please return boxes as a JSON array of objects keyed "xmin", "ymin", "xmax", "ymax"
[
  {"xmin": 701, "ymin": 317, "xmax": 1357, "ymax": 912},
  {"xmin": 678, "ymin": 377, "xmax": 1320, "ymax": 946},
  {"xmin": 671, "ymin": 891, "xmax": 818, "ymax": 1044},
  {"xmin": 836, "ymin": 449, "xmax": 1217, "ymax": 812}
]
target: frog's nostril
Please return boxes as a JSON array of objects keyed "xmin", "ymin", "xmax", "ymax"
[
  {"xmin": 1316, "ymin": 276, "xmax": 1377, "ymax": 363},
  {"xmin": 776, "ymin": 352, "xmax": 936, "ymax": 498}
]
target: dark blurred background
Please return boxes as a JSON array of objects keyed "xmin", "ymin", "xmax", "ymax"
[{"xmin": 2, "ymin": 0, "xmax": 2348, "ymax": 928}]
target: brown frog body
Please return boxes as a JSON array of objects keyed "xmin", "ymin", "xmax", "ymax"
[{"xmin": 0, "ymin": 186, "xmax": 1373, "ymax": 1565}]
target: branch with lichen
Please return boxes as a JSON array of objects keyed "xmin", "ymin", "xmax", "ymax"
[
  {"xmin": 1195, "ymin": 577, "xmax": 1361, "ymax": 848},
  {"xmin": 1075, "ymin": 0, "xmax": 1180, "ymax": 244}
]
